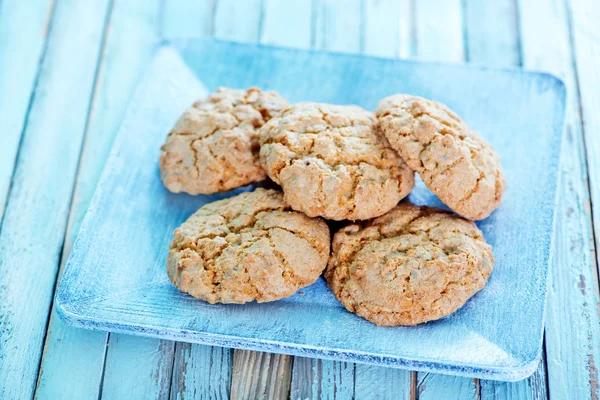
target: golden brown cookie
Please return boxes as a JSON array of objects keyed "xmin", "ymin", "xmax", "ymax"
[
  {"xmin": 167, "ymin": 188, "xmax": 330, "ymax": 304},
  {"xmin": 375, "ymin": 95, "xmax": 506, "ymax": 220},
  {"xmin": 160, "ymin": 87, "xmax": 289, "ymax": 195},
  {"xmin": 325, "ymin": 202, "xmax": 493, "ymax": 326},
  {"xmin": 259, "ymin": 102, "xmax": 415, "ymax": 220}
]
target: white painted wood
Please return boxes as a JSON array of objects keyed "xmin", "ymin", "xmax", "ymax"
[
  {"xmin": 313, "ymin": 0, "xmax": 361, "ymax": 53},
  {"xmin": 519, "ymin": 0, "xmax": 600, "ymax": 399},
  {"xmin": 0, "ymin": 0, "xmax": 111, "ymax": 398},
  {"xmin": 35, "ymin": 0, "xmax": 162, "ymax": 398},
  {"xmin": 414, "ymin": 0, "xmax": 464, "ymax": 62},
  {"xmin": 260, "ymin": 0, "xmax": 313, "ymax": 48},
  {"xmin": 214, "ymin": 0, "xmax": 262, "ymax": 42},
  {"xmin": 464, "ymin": 0, "xmax": 520, "ymax": 66},
  {"xmin": 363, "ymin": 0, "xmax": 412, "ymax": 58}
]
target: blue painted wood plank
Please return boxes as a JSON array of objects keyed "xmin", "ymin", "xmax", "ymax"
[
  {"xmin": 414, "ymin": 0, "xmax": 464, "ymax": 62},
  {"xmin": 0, "ymin": 0, "xmax": 111, "ymax": 398},
  {"xmin": 464, "ymin": 0, "xmax": 520, "ymax": 67},
  {"xmin": 34, "ymin": 1, "xmax": 162, "ymax": 398},
  {"xmin": 260, "ymin": 0, "xmax": 313, "ymax": 48},
  {"xmin": 101, "ymin": 335, "xmax": 175, "ymax": 400},
  {"xmin": 161, "ymin": 0, "xmax": 214, "ymax": 38},
  {"xmin": 418, "ymin": 373, "xmax": 478, "ymax": 400},
  {"xmin": 519, "ymin": 0, "xmax": 600, "ymax": 399},
  {"xmin": 230, "ymin": 351, "xmax": 292, "ymax": 400},
  {"xmin": 170, "ymin": 343, "xmax": 232, "ymax": 400},
  {"xmin": 313, "ymin": 0, "xmax": 361, "ymax": 53},
  {"xmin": 213, "ymin": 0, "xmax": 262, "ymax": 42},
  {"xmin": 362, "ymin": 0, "xmax": 412, "ymax": 58},
  {"xmin": 291, "ymin": 357, "xmax": 354, "ymax": 400},
  {"xmin": 354, "ymin": 365, "xmax": 412, "ymax": 400},
  {"xmin": 569, "ymin": 0, "xmax": 600, "ymax": 350},
  {"xmin": 0, "ymin": 0, "xmax": 54, "ymax": 218}
]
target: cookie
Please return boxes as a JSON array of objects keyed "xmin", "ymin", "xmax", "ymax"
[
  {"xmin": 259, "ymin": 102, "xmax": 415, "ymax": 220},
  {"xmin": 160, "ymin": 87, "xmax": 289, "ymax": 195},
  {"xmin": 375, "ymin": 95, "xmax": 506, "ymax": 220},
  {"xmin": 325, "ymin": 202, "xmax": 493, "ymax": 326},
  {"xmin": 167, "ymin": 188, "xmax": 330, "ymax": 304}
]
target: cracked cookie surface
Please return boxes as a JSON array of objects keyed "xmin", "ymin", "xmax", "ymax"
[
  {"xmin": 167, "ymin": 188, "xmax": 331, "ymax": 304},
  {"xmin": 160, "ymin": 87, "xmax": 289, "ymax": 195},
  {"xmin": 259, "ymin": 102, "xmax": 415, "ymax": 220},
  {"xmin": 376, "ymin": 95, "xmax": 506, "ymax": 220},
  {"xmin": 325, "ymin": 202, "xmax": 493, "ymax": 326}
]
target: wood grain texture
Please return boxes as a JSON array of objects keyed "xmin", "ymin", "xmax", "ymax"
[
  {"xmin": 354, "ymin": 365, "xmax": 412, "ymax": 400},
  {"xmin": 480, "ymin": 353, "xmax": 549, "ymax": 400},
  {"xmin": 161, "ymin": 0, "xmax": 214, "ymax": 38},
  {"xmin": 100, "ymin": 336, "xmax": 175, "ymax": 400},
  {"xmin": 0, "ymin": 0, "xmax": 110, "ymax": 398},
  {"xmin": 569, "ymin": 0, "xmax": 600, "ymax": 283},
  {"xmin": 290, "ymin": 358, "xmax": 354, "ymax": 400},
  {"xmin": 313, "ymin": 0, "xmax": 361, "ymax": 53},
  {"xmin": 417, "ymin": 373, "xmax": 478, "ymax": 400},
  {"xmin": 34, "ymin": 0, "xmax": 162, "ymax": 398},
  {"xmin": 260, "ymin": 0, "xmax": 313, "ymax": 48},
  {"xmin": 362, "ymin": 0, "xmax": 412, "ymax": 58},
  {"xmin": 0, "ymin": 0, "xmax": 54, "ymax": 218},
  {"xmin": 414, "ymin": 0, "xmax": 464, "ymax": 62},
  {"xmin": 230, "ymin": 351, "xmax": 293, "ymax": 400},
  {"xmin": 464, "ymin": 0, "xmax": 520, "ymax": 66},
  {"xmin": 170, "ymin": 344, "xmax": 232, "ymax": 400},
  {"xmin": 519, "ymin": 0, "xmax": 600, "ymax": 399},
  {"xmin": 213, "ymin": 0, "xmax": 262, "ymax": 42}
]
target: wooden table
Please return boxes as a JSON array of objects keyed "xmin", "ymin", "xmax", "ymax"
[{"xmin": 0, "ymin": 1, "xmax": 598, "ymax": 399}]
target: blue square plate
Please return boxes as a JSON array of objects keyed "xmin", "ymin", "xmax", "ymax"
[{"xmin": 56, "ymin": 39, "xmax": 565, "ymax": 381}]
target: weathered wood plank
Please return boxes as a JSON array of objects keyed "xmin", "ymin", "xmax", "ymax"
[
  {"xmin": 0, "ymin": 0, "xmax": 111, "ymax": 398},
  {"xmin": 413, "ymin": 0, "xmax": 464, "ymax": 62},
  {"xmin": 417, "ymin": 373, "xmax": 478, "ymax": 400},
  {"xmin": 290, "ymin": 357, "xmax": 354, "ymax": 400},
  {"xmin": 34, "ymin": 0, "xmax": 162, "ymax": 398},
  {"xmin": 213, "ymin": 0, "xmax": 262, "ymax": 42},
  {"xmin": 519, "ymin": 0, "xmax": 600, "ymax": 399},
  {"xmin": 362, "ymin": 0, "xmax": 412, "ymax": 58},
  {"xmin": 569, "ymin": 0, "xmax": 600, "ymax": 284},
  {"xmin": 100, "ymin": 336, "xmax": 175, "ymax": 400},
  {"xmin": 464, "ymin": 0, "xmax": 520, "ymax": 67},
  {"xmin": 313, "ymin": 0, "xmax": 361, "ymax": 53},
  {"xmin": 0, "ymin": 0, "xmax": 54, "ymax": 218},
  {"xmin": 354, "ymin": 365, "xmax": 412, "ymax": 400},
  {"xmin": 161, "ymin": 0, "xmax": 214, "ymax": 38},
  {"xmin": 230, "ymin": 351, "xmax": 292, "ymax": 400},
  {"xmin": 260, "ymin": 0, "xmax": 313, "ymax": 49},
  {"xmin": 170, "ymin": 344, "xmax": 232, "ymax": 400}
]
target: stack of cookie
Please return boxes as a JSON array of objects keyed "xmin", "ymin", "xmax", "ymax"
[{"xmin": 160, "ymin": 87, "xmax": 505, "ymax": 326}]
